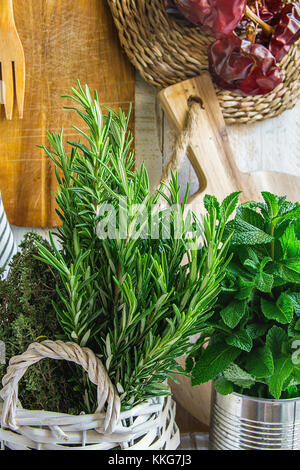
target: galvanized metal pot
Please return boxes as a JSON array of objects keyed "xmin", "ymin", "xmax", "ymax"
[{"xmin": 209, "ymin": 388, "xmax": 300, "ymax": 450}]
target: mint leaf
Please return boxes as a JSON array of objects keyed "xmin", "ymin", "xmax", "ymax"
[
  {"xmin": 220, "ymin": 300, "xmax": 247, "ymax": 328},
  {"xmin": 278, "ymin": 260, "xmax": 300, "ymax": 283},
  {"xmin": 214, "ymin": 376, "xmax": 234, "ymax": 395},
  {"xmin": 244, "ymin": 259, "xmax": 258, "ymax": 271},
  {"xmin": 284, "ymin": 258, "xmax": 300, "ymax": 273},
  {"xmin": 247, "ymin": 323, "xmax": 269, "ymax": 339},
  {"xmin": 237, "ymin": 206, "xmax": 265, "ymax": 230},
  {"xmin": 261, "ymin": 191, "xmax": 279, "ymax": 219},
  {"xmin": 280, "ymin": 225, "xmax": 299, "ymax": 258},
  {"xmin": 274, "ymin": 206, "xmax": 300, "ymax": 223},
  {"xmin": 225, "ymin": 219, "xmax": 274, "ymax": 246},
  {"xmin": 226, "ymin": 329, "xmax": 253, "ymax": 352},
  {"xmin": 293, "ymin": 365, "xmax": 300, "ymax": 384},
  {"xmin": 204, "ymin": 194, "xmax": 220, "ymax": 218},
  {"xmin": 234, "ymin": 285, "xmax": 253, "ymax": 300},
  {"xmin": 274, "ymin": 219, "xmax": 291, "ymax": 239},
  {"xmin": 277, "ymin": 200, "xmax": 295, "ymax": 216},
  {"xmin": 295, "ymin": 319, "xmax": 300, "ymax": 330},
  {"xmin": 289, "ymin": 293, "xmax": 300, "ymax": 316},
  {"xmin": 261, "ymin": 294, "xmax": 293, "ymax": 324},
  {"xmin": 276, "ymin": 293, "xmax": 294, "ymax": 323},
  {"xmin": 245, "ymin": 346, "xmax": 274, "ymax": 379},
  {"xmin": 223, "ymin": 364, "xmax": 256, "ymax": 388},
  {"xmin": 220, "ymin": 192, "xmax": 241, "ymax": 221},
  {"xmin": 268, "ymin": 357, "xmax": 293, "ymax": 399},
  {"xmin": 192, "ymin": 341, "xmax": 240, "ymax": 385},
  {"xmin": 261, "ymin": 297, "xmax": 278, "ymax": 321},
  {"xmin": 266, "ymin": 326, "xmax": 288, "ymax": 358},
  {"xmin": 255, "ymin": 271, "xmax": 274, "ymax": 293}
]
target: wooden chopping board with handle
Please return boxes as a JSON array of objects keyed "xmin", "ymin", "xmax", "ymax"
[{"xmin": 0, "ymin": 0, "xmax": 135, "ymax": 227}]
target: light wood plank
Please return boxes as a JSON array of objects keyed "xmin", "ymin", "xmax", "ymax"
[{"xmin": 135, "ymin": 71, "xmax": 162, "ymax": 191}]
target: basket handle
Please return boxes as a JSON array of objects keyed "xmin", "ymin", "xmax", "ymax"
[{"xmin": 0, "ymin": 340, "xmax": 120, "ymax": 433}]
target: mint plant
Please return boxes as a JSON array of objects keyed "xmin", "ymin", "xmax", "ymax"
[
  {"xmin": 190, "ymin": 192, "xmax": 300, "ymax": 400},
  {"xmin": 36, "ymin": 82, "xmax": 233, "ymax": 412}
]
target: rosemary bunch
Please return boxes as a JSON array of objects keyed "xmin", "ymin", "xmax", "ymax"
[{"xmin": 37, "ymin": 82, "xmax": 233, "ymax": 411}]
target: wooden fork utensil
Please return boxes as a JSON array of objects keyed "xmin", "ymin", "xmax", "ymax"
[{"xmin": 0, "ymin": 0, "xmax": 25, "ymax": 119}]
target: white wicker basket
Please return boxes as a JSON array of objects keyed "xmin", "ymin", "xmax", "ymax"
[{"xmin": 0, "ymin": 340, "xmax": 180, "ymax": 450}]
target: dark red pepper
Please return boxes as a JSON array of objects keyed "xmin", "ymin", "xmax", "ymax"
[
  {"xmin": 173, "ymin": 0, "xmax": 247, "ymax": 37},
  {"xmin": 269, "ymin": 2, "xmax": 300, "ymax": 62},
  {"xmin": 209, "ymin": 34, "xmax": 282, "ymax": 95},
  {"xmin": 258, "ymin": 0, "xmax": 284, "ymax": 22}
]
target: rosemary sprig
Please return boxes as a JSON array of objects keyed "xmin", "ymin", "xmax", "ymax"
[{"xmin": 37, "ymin": 81, "xmax": 232, "ymax": 410}]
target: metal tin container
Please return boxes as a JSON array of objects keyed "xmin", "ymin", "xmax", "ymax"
[{"xmin": 209, "ymin": 388, "xmax": 300, "ymax": 450}]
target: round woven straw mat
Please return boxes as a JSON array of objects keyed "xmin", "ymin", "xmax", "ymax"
[{"xmin": 108, "ymin": 0, "xmax": 300, "ymax": 124}]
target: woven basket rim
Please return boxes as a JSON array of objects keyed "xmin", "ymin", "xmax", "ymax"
[
  {"xmin": 0, "ymin": 394, "xmax": 166, "ymax": 422},
  {"xmin": 0, "ymin": 395, "xmax": 180, "ymax": 450},
  {"xmin": 0, "ymin": 340, "xmax": 180, "ymax": 450}
]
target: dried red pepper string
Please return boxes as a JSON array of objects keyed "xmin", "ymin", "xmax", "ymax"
[{"xmin": 165, "ymin": 0, "xmax": 300, "ymax": 95}]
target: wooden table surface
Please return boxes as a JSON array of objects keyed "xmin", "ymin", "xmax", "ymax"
[{"xmin": 10, "ymin": 72, "xmax": 300, "ymax": 432}]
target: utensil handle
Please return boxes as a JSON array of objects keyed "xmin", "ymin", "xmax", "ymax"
[{"xmin": 0, "ymin": 0, "xmax": 15, "ymax": 27}]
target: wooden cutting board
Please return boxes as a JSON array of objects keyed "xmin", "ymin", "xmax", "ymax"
[{"xmin": 0, "ymin": 0, "xmax": 135, "ymax": 227}]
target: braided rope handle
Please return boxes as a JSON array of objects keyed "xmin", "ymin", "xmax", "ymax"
[
  {"xmin": 155, "ymin": 99, "xmax": 203, "ymax": 210},
  {"xmin": 0, "ymin": 340, "xmax": 120, "ymax": 434},
  {"xmin": 158, "ymin": 99, "xmax": 200, "ymax": 188}
]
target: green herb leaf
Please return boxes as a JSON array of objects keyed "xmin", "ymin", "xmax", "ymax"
[
  {"xmin": 214, "ymin": 376, "xmax": 234, "ymax": 395},
  {"xmin": 289, "ymin": 293, "xmax": 300, "ymax": 316},
  {"xmin": 220, "ymin": 192, "xmax": 241, "ymax": 221},
  {"xmin": 254, "ymin": 271, "xmax": 274, "ymax": 293},
  {"xmin": 220, "ymin": 300, "xmax": 247, "ymax": 328},
  {"xmin": 192, "ymin": 341, "xmax": 240, "ymax": 385},
  {"xmin": 268, "ymin": 357, "xmax": 293, "ymax": 399},
  {"xmin": 245, "ymin": 346, "xmax": 274, "ymax": 379},
  {"xmin": 225, "ymin": 219, "xmax": 274, "ymax": 246},
  {"xmin": 223, "ymin": 364, "xmax": 256, "ymax": 388},
  {"xmin": 226, "ymin": 329, "xmax": 253, "ymax": 352},
  {"xmin": 246, "ymin": 323, "xmax": 269, "ymax": 339},
  {"xmin": 278, "ymin": 260, "xmax": 300, "ymax": 283},
  {"xmin": 261, "ymin": 192, "xmax": 279, "ymax": 219},
  {"xmin": 204, "ymin": 194, "xmax": 220, "ymax": 218},
  {"xmin": 237, "ymin": 206, "xmax": 265, "ymax": 230},
  {"xmin": 261, "ymin": 294, "xmax": 294, "ymax": 324},
  {"xmin": 266, "ymin": 326, "xmax": 288, "ymax": 358}
]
